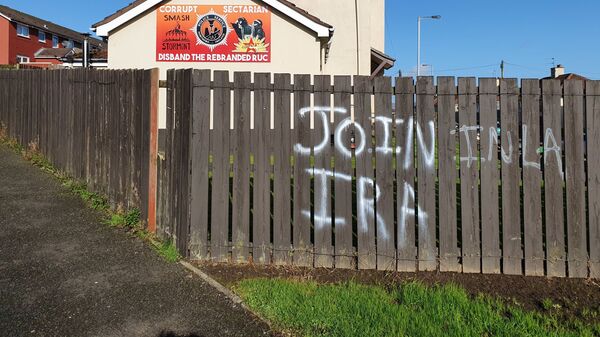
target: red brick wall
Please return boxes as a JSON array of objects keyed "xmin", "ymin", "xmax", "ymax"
[
  {"xmin": 9, "ymin": 22, "xmax": 55, "ymax": 64},
  {"xmin": 0, "ymin": 17, "xmax": 9, "ymax": 64}
]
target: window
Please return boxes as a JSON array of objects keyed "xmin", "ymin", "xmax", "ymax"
[
  {"xmin": 16, "ymin": 24, "xmax": 29, "ymax": 38},
  {"xmin": 65, "ymin": 39, "xmax": 74, "ymax": 48},
  {"xmin": 16, "ymin": 55, "xmax": 30, "ymax": 64},
  {"xmin": 52, "ymin": 35, "xmax": 59, "ymax": 48},
  {"xmin": 39, "ymin": 31, "xmax": 46, "ymax": 43}
]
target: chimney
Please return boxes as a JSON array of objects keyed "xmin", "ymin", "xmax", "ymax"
[{"xmin": 551, "ymin": 64, "xmax": 565, "ymax": 78}]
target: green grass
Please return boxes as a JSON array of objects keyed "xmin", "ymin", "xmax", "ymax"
[
  {"xmin": 235, "ymin": 279, "xmax": 600, "ymax": 337},
  {"xmin": 153, "ymin": 240, "xmax": 181, "ymax": 263}
]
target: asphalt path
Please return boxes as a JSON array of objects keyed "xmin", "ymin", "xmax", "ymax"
[{"xmin": 0, "ymin": 145, "xmax": 271, "ymax": 337}]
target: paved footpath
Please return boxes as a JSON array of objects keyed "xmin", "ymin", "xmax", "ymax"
[{"xmin": 0, "ymin": 145, "xmax": 271, "ymax": 337}]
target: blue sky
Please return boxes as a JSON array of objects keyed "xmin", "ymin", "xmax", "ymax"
[{"xmin": 3, "ymin": 0, "xmax": 599, "ymax": 79}]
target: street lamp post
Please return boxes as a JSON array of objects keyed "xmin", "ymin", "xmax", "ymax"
[{"xmin": 417, "ymin": 15, "xmax": 441, "ymax": 77}]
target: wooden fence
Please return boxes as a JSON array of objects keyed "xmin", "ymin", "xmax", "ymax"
[
  {"xmin": 158, "ymin": 69, "xmax": 600, "ymax": 278},
  {"xmin": 0, "ymin": 69, "xmax": 158, "ymax": 226}
]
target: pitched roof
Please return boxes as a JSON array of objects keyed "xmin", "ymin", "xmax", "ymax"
[
  {"xmin": 550, "ymin": 73, "xmax": 588, "ymax": 81},
  {"xmin": 0, "ymin": 5, "xmax": 104, "ymax": 48},
  {"xmin": 34, "ymin": 48, "xmax": 79, "ymax": 59},
  {"xmin": 92, "ymin": 0, "xmax": 333, "ymax": 38}
]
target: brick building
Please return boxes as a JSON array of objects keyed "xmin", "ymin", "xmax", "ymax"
[{"xmin": 0, "ymin": 5, "xmax": 104, "ymax": 67}]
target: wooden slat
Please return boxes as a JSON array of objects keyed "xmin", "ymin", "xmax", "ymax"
[
  {"xmin": 374, "ymin": 76, "xmax": 395, "ymax": 271},
  {"xmin": 171, "ymin": 70, "xmax": 183, "ymax": 248},
  {"xmin": 253, "ymin": 72, "xmax": 272, "ymax": 264},
  {"xmin": 273, "ymin": 73, "xmax": 293, "ymax": 265},
  {"xmin": 521, "ymin": 79, "xmax": 544, "ymax": 276},
  {"xmin": 177, "ymin": 69, "xmax": 192, "ymax": 256},
  {"xmin": 564, "ymin": 80, "xmax": 587, "ymax": 278},
  {"xmin": 231, "ymin": 72, "xmax": 252, "ymax": 263},
  {"xmin": 354, "ymin": 75, "xmax": 376, "ymax": 270},
  {"xmin": 396, "ymin": 77, "xmax": 417, "ymax": 272},
  {"xmin": 542, "ymin": 79, "xmax": 566, "ymax": 277},
  {"xmin": 587, "ymin": 80, "xmax": 600, "ymax": 279},
  {"xmin": 210, "ymin": 70, "xmax": 232, "ymax": 262},
  {"xmin": 458, "ymin": 77, "xmax": 481, "ymax": 273},
  {"xmin": 161, "ymin": 70, "xmax": 175, "ymax": 240},
  {"xmin": 333, "ymin": 75, "xmax": 354, "ymax": 269},
  {"xmin": 415, "ymin": 76, "xmax": 437, "ymax": 271},
  {"xmin": 313, "ymin": 75, "xmax": 334, "ymax": 268},
  {"xmin": 437, "ymin": 77, "xmax": 460, "ymax": 272},
  {"xmin": 500, "ymin": 78, "xmax": 522, "ymax": 275},
  {"xmin": 292, "ymin": 74, "xmax": 313, "ymax": 267},
  {"xmin": 190, "ymin": 70, "xmax": 211, "ymax": 259}
]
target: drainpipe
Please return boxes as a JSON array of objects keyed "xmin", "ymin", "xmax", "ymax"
[
  {"xmin": 82, "ymin": 33, "xmax": 90, "ymax": 68},
  {"xmin": 354, "ymin": 0, "xmax": 360, "ymax": 75}
]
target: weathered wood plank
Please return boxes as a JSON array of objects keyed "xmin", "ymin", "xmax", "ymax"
[
  {"xmin": 253, "ymin": 73, "xmax": 272, "ymax": 265},
  {"xmin": 231, "ymin": 72, "xmax": 252, "ymax": 263},
  {"xmin": 500, "ymin": 78, "xmax": 522, "ymax": 276},
  {"xmin": 437, "ymin": 77, "xmax": 460, "ymax": 272},
  {"xmin": 415, "ymin": 76, "xmax": 437, "ymax": 271},
  {"xmin": 374, "ymin": 76, "xmax": 395, "ymax": 271},
  {"xmin": 587, "ymin": 80, "xmax": 600, "ymax": 279},
  {"xmin": 210, "ymin": 70, "xmax": 232, "ymax": 262},
  {"xmin": 292, "ymin": 74, "xmax": 313, "ymax": 267},
  {"xmin": 313, "ymin": 75, "xmax": 334, "ymax": 268},
  {"xmin": 458, "ymin": 77, "xmax": 481, "ymax": 273},
  {"xmin": 333, "ymin": 75, "xmax": 354, "ymax": 269},
  {"xmin": 542, "ymin": 79, "xmax": 566, "ymax": 277},
  {"xmin": 354, "ymin": 75, "xmax": 376, "ymax": 270},
  {"xmin": 273, "ymin": 73, "xmax": 293, "ymax": 265},
  {"xmin": 564, "ymin": 80, "xmax": 587, "ymax": 278},
  {"xmin": 190, "ymin": 70, "xmax": 211, "ymax": 259},
  {"xmin": 396, "ymin": 77, "xmax": 418, "ymax": 272},
  {"xmin": 521, "ymin": 79, "xmax": 544, "ymax": 277}
]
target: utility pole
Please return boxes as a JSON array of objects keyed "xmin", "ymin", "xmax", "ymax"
[{"xmin": 500, "ymin": 60, "xmax": 505, "ymax": 79}]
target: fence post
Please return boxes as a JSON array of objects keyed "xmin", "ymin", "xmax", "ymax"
[{"xmin": 147, "ymin": 68, "xmax": 159, "ymax": 234}]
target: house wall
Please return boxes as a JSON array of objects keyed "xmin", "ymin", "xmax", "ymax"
[
  {"xmin": 2, "ymin": 20, "xmax": 81, "ymax": 65},
  {"xmin": 106, "ymin": 0, "xmax": 388, "ymax": 127},
  {"xmin": 0, "ymin": 17, "xmax": 9, "ymax": 64},
  {"xmin": 108, "ymin": 0, "xmax": 324, "ymax": 76},
  {"xmin": 280, "ymin": 0, "xmax": 385, "ymax": 75},
  {"xmin": 9, "ymin": 23, "xmax": 54, "ymax": 64}
]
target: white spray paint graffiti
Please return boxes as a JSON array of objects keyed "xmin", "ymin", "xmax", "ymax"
[
  {"xmin": 522, "ymin": 125, "xmax": 541, "ymax": 170},
  {"xmin": 451, "ymin": 126, "xmax": 480, "ymax": 168},
  {"xmin": 398, "ymin": 181, "xmax": 428, "ymax": 249},
  {"xmin": 544, "ymin": 128, "xmax": 564, "ymax": 179},
  {"xmin": 292, "ymin": 106, "xmax": 565, "ymax": 246}
]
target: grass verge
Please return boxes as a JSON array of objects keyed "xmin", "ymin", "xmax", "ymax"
[
  {"xmin": 0, "ymin": 127, "xmax": 180, "ymax": 263},
  {"xmin": 235, "ymin": 279, "xmax": 600, "ymax": 337}
]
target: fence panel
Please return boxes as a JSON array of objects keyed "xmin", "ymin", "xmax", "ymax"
[
  {"xmin": 437, "ymin": 77, "xmax": 459, "ymax": 272},
  {"xmin": 354, "ymin": 75, "xmax": 376, "ymax": 270},
  {"xmin": 232, "ymin": 72, "xmax": 252, "ymax": 263},
  {"xmin": 542, "ymin": 79, "xmax": 567, "ymax": 277},
  {"xmin": 522, "ymin": 79, "xmax": 544, "ymax": 276},
  {"xmin": 313, "ymin": 75, "xmax": 334, "ymax": 268},
  {"xmin": 272, "ymin": 73, "xmax": 293, "ymax": 265},
  {"xmin": 588, "ymin": 80, "xmax": 600, "ymax": 279},
  {"xmin": 5, "ymin": 69, "xmax": 599, "ymax": 279},
  {"xmin": 396, "ymin": 77, "xmax": 417, "ymax": 272},
  {"xmin": 210, "ymin": 70, "xmax": 232, "ymax": 262},
  {"xmin": 333, "ymin": 75, "xmax": 354, "ymax": 269},
  {"xmin": 415, "ymin": 77, "xmax": 437, "ymax": 271},
  {"xmin": 0, "ymin": 68, "xmax": 156, "ymax": 229},
  {"xmin": 458, "ymin": 77, "xmax": 481, "ymax": 273},
  {"xmin": 500, "ymin": 78, "xmax": 523, "ymax": 275},
  {"xmin": 564, "ymin": 80, "xmax": 587, "ymax": 278},
  {"xmin": 253, "ymin": 73, "xmax": 272, "ymax": 264},
  {"xmin": 374, "ymin": 76, "xmax": 395, "ymax": 271}
]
